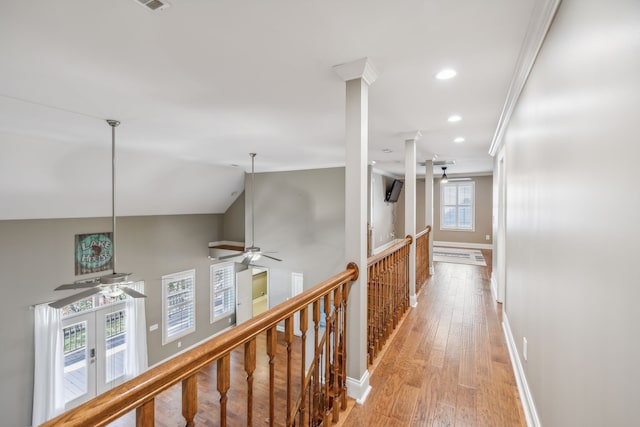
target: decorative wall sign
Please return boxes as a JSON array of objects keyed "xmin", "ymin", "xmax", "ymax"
[{"xmin": 75, "ymin": 232, "xmax": 113, "ymax": 275}]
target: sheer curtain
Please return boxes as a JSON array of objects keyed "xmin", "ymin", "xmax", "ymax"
[
  {"xmin": 32, "ymin": 303, "xmax": 65, "ymax": 426},
  {"xmin": 124, "ymin": 281, "xmax": 148, "ymax": 379}
]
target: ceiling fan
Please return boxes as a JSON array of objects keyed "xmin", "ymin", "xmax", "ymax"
[
  {"xmin": 49, "ymin": 120, "xmax": 146, "ymax": 309},
  {"xmin": 217, "ymin": 153, "xmax": 282, "ymax": 266}
]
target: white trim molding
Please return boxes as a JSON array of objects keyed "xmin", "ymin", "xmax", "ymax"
[
  {"xmin": 333, "ymin": 57, "xmax": 380, "ymax": 85},
  {"xmin": 503, "ymin": 313, "xmax": 541, "ymax": 427},
  {"xmin": 434, "ymin": 240, "xmax": 493, "ymax": 250},
  {"xmin": 488, "ymin": 0, "xmax": 562, "ymax": 156},
  {"xmin": 346, "ymin": 370, "xmax": 372, "ymax": 404}
]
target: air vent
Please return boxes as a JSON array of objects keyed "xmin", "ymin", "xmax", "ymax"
[{"xmin": 135, "ymin": 0, "xmax": 170, "ymax": 11}]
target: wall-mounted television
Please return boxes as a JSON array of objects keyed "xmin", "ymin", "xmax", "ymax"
[{"xmin": 385, "ymin": 179, "xmax": 403, "ymax": 203}]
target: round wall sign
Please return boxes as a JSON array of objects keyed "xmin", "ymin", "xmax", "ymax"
[{"xmin": 76, "ymin": 233, "xmax": 113, "ymax": 270}]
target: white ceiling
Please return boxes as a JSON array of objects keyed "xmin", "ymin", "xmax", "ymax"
[{"xmin": 0, "ymin": 0, "xmax": 534, "ymax": 219}]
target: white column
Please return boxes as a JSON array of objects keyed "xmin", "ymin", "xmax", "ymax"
[
  {"xmin": 334, "ymin": 58, "xmax": 378, "ymax": 404},
  {"xmin": 402, "ymin": 131, "xmax": 421, "ymax": 307},
  {"xmin": 425, "ymin": 159, "xmax": 435, "ymax": 274}
]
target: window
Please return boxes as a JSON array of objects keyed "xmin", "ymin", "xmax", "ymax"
[
  {"xmin": 162, "ymin": 269, "xmax": 196, "ymax": 344},
  {"xmin": 211, "ymin": 263, "xmax": 235, "ymax": 322},
  {"xmin": 440, "ymin": 181, "xmax": 475, "ymax": 231}
]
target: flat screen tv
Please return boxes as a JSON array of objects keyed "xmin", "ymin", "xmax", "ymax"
[{"xmin": 385, "ymin": 179, "xmax": 403, "ymax": 203}]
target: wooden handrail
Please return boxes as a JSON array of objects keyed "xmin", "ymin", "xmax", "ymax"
[
  {"xmin": 367, "ymin": 235, "xmax": 412, "ymax": 266},
  {"xmin": 416, "ymin": 225, "xmax": 432, "ymax": 239},
  {"xmin": 415, "ymin": 226, "xmax": 432, "ymax": 293},
  {"xmin": 42, "ymin": 264, "xmax": 359, "ymax": 427},
  {"xmin": 366, "ymin": 236, "xmax": 411, "ymax": 365}
]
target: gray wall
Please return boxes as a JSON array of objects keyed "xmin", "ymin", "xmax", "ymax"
[
  {"xmin": 223, "ymin": 191, "xmax": 245, "ymax": 242},
  {"xmin": 0, "ymin": 214, "xmax": 228, "ymax": 427},
  {"xmin": 245, "ymin": 167, "xmax": 345, "ymax": 307},
  {"xmin": 500, "ymin": 0, "xmax": 640, "ymax": 425},
  {"xmin": 433, "ymin": 175, "xmax": 493, "ymax": 245}
]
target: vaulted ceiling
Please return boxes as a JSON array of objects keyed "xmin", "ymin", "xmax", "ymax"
[{"xmin": 0, "ymin": 0, "xmax": 534, "ymax": 219}]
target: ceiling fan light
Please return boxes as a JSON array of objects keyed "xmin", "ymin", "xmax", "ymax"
[{"xmin": 102, "ymin": 285, "xmax": 124, "ymax": 298}]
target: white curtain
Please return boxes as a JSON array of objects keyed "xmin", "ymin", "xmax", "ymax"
[
  {"xmin": 32, "ymin": 304, "xmax": 65, "ymax": 426},
  {"xmin": 124, "ymin": 281, "xmax": 148, "ymax": 379}
]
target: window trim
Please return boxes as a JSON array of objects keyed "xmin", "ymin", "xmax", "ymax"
[
  {"xmin": 210, "ymin": 262, "xmax": 236, "ymax": 323},
  {"xmin": 440, "ymin": 181, "xmax": 476, "ymax": 232},
  {"xmin": 162, "ymin": 269, "xmax": 196, "ymax": 345}
]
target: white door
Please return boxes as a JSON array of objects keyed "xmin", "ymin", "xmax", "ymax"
[
  {"xmin": 291, "ymin": 273, "xmax": 304, "ymax": 336},
  {"xmin": 236, "ymin": 269, "xmax": 253, "ymax": 325},
  {"xmin": 62, "ymin": 312, "xmax": 96, "ymax": 409},
  {"xmin": 62, "ymin": 302, "xmax": 129, "ymax": 408},
  {"xmin": 96, "ymin": 305, "xmax": 128, "ymax": 394}
]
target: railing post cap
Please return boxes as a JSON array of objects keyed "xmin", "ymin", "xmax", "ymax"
[{"xmin": 346, "ymin": 262, "xmax": 359, "ymax": 281}]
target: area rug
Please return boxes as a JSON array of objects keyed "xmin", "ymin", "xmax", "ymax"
[{"xmin": 433, "ymin": 247, "xmax": 487, "ymax": 266}]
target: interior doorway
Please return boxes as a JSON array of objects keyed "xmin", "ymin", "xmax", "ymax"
[{"xmin": 251, "ymin": 267, "xmax": 269, "ymax": 316}]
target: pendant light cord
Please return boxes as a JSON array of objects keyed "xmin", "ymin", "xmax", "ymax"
[
  {"xmin": 107, "ymin": 119, "xmax": 120, "ymax": 273},
  {"xmin": 250, "ymin": 153, "xmax": 256, "ymax": 248}
]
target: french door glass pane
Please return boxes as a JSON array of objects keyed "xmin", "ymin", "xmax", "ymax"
[
  {"xmin": 63, "ymin": 321, "xmax": 88, "ymax": 403},
  {"xmin": 104, "ymin": 310, "xmax": 127, "ymax": 383}
]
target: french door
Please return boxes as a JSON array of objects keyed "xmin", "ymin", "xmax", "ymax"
[{"xmin": 61, "ymin": 302, "xmax": 129, "ymax": 409}]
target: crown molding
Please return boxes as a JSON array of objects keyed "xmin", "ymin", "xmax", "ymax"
[
  {"xmin": 488, "ymin": 0, "xmax": 562, "ymax": 156},
  {"xmin": 333, "ymin": 57, "xmax": 380, "ymax": 85}
]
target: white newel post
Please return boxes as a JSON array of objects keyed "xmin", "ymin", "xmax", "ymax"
[
  {"xmin": 334, "ymin": 58, "xmax": 378, "ymax": 404},
  {"xmin": 425, "ymin": 159, "xmax": 435, "ymax": 274},
  {"xmin": 402, "ymin": 132, "xmax": 420, "ymax": 307}
]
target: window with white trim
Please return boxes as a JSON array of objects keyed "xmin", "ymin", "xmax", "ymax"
[
  {"xmin": 211, "ymin": 263, "xmax": 235, "ymax": 322},
  {"xmin": 440, "ymin": 181, "xmax": 475, "ymax": 231},
  {"xmin": 162, "ymin": 269, "xmax": 196, "ymax": 344}
]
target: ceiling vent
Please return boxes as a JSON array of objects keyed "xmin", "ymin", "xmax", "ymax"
[{"xmin": 135, "ymin": 0, "xmax": 170, "ymax": 12}]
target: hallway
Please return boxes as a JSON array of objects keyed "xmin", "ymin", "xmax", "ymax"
[{"xmin": 342, "ymin": 251, "xmax": 526, "ymax": 426}]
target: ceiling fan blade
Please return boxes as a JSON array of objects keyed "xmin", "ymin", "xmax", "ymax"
[
  {"xmin": 217, "ymin": 253, "xmax": 243, "ymax": 260},
  {"xmin": 262, "ymin": 254, "xmax": 282, "ymax": 262},
  {"xmin": 49, "ymin": 287, "xmax": 102, "ymax": 309},
  {"xmin": 121, "ymin": 286, "xmax": 147, "ymax": 299},
  {"xmin": 55, "ymin": 281, "xmax": 99, "ymax": 291}
]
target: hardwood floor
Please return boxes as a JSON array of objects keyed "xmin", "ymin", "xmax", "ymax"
[
  {"xmin": 342, "ymin": 250, "xmax": 526, "ymax": 426},
  {"xmin": 109, "ymin": 250, "xmax": 525, "ymax": 426}
]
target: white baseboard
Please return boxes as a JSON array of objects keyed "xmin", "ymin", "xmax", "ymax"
[
  {"xmin": 490, "ymin": 273, "xmax": 498, "ymax": 302},
  {"xmin": 346, "ymin": 370, "xmax": 372, "ymax": 404},
  {"xmin": 434, "ymin": 240, "xmax": 493, "ymax": 250},
  {"xmin": 429, "ymin": 265, "xmax": 434, "ymax": 275},
  {"xmin": 503, "ymin": 313, "xmax": 541, "ymax": 427}
]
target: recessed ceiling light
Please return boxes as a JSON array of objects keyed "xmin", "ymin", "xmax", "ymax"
[
  {"xmin": 382, "ymin": 148, "xmax": 392, "ymax": 153},
  {"xmin": 453, "ymin": 137, "xmax": 465, "ymax": 143},
  {"xmin": 448, "ymin": 114, "xmax": 462, "ymax": 122},
  {"xmin": 370, "ymin": 160, "xmax": 377, "ymax": 165},
  {"xmin": 435, "ymin": 68, "xmax": 457, "ymax": 80}
]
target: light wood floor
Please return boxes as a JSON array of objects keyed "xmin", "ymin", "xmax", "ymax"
[
  {"xmin": 110, "ymin": 250, "xmax": 525, "ymax": 426},
  {"xmin": 342, "ymin": 250, "xmax": 526, "ymax": 426}
]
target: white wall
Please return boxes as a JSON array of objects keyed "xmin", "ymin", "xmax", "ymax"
[{"xmin": 500, "ymin": 0, "xmax": 640, "ymax": 425}]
